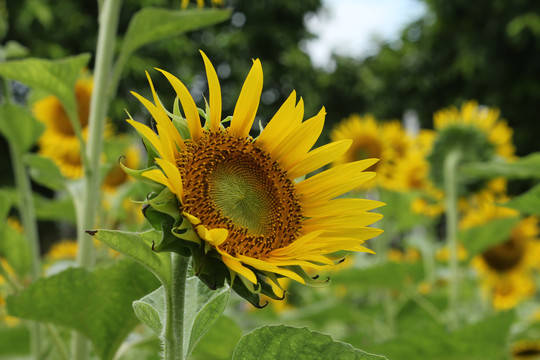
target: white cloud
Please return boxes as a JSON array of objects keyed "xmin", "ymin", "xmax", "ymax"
[{"xmin": 305, "ymin": 0, "xmax": 427, "ymax": 69}]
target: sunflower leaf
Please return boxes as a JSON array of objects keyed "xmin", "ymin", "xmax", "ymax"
[
  {"xmin": 232, "ymin": 325, "xmax": 388, "ymax": 360},
  {"xmin": 461, "ymin": 153, "xmax": 540, "ymax": 180},
  {"xmin": 458, "ymin": 216, "xmax": 521, "ymax": 257},
  {"xmin": 91, "ymin": 229, "xmax": 172, "ymax": 288},
  {"xmin": 6, "ymin": 259, "xmax": 160, "ymax": 360},
  {"xmin": 0, "ymin": 103, "xmax": 44, "ymax": 153},
  {"xmin": 505, "ymin": 183, "xmax": 540, "ymax": 216},
  {"xmin": 184, "ymin": 277, "xmax": 230, "ymax": 357},
  {"xmin": 132, "ymin": 285, "xmax": 166, "ymax": 335},
  {"xmin": 116, "ymin": 8, "xmax": 230, "ymax": 84},
  {"xmin": 0, "ymin": 54, "xmax": 90, "ymax": 130},
  {"xmin": 23, "ymin": 153, "xmax": 66, "ymax": 191}
]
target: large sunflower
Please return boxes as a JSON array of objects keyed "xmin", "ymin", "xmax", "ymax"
[
  {"xmin": 34, "ymin": 77, "xmax": 93, "ymax": 179},
  {"xmin": 462, "ymin": 202, "xmax": 540, "ymax": 310},
  {"xmin": 128, "ymin": 52, "xmax": 383, "ymax": 295}
]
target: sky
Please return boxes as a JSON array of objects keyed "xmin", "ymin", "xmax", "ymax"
[{"xmin": 304, "ymin": 0, "xmax": 427, "ymax": 70}]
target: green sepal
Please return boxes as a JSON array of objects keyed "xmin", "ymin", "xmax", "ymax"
[
  {"xmin": 191, "ymin": 249, "xmax": 227, "ymax": 291},
  {"xmin": 230, "ymin": 276, "xmax": 265, "ymax": 308},
  {"xmin": 119, "ymin": 163, "xmax": 164, "ymax": 193},
  {"xmin": 171, "ymin": 117, "xmax": 191, "ymax": 140}
]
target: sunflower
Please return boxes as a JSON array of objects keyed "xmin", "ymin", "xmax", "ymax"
[
  {"xmin": 463, "ymin": 203, "xmax": 540, "ymax": 310},
  {"xmin": 428, "ymin": 100, "xmax": 515, "ymax": 196},
  {"xmin": 127, "ymin": 51, "xmax": 383, "ymax": 302},
  {"xmin": 330, "ymin": 114, "xmax": 395, "ymax": 189},
  {"xmin": 34, "ymin": 77, "xmax": 93, "ymax": 179}
]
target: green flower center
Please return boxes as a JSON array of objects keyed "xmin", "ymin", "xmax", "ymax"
[{"xmin": 178, "ymin": 131, "xmax": 303, "ymax": 257}]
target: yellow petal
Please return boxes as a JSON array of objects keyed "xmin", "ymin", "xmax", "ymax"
[
  {"xmin": 272, "ymin": 107, "xmax": 326, "ymax": 171},
  {"xmin": 126, "ymin": 119, "xmax": 163, "ymax": 160},
  {"xmin": 155, "ymin": 158, "xmax": 184, "ymax": 200},
  {"xmin": 236, "ymin": 255, "xmax": 305, "ymax": 283},
  {"xmin": 217, "ymin": 249, "xmax": 258, "ymax": 284},
  {"xmin": 142, "ymin": 169, "xmax": 171, "ymax": 188},
  {"xmin": 156, "ymin": 68, "xmax": 202, "ymax": 141},
  {"xmin": 197, "ymin": 226, "xmax": 228, "ymax": 246},
  {"xmin": 257, "ymin": 94, "xmax": 304, "ymax": 154},
  {"xmin": 182, "ymin": 211, "xmax": 201, "ymax": 225},
  {"xmin": 230, "ymin": 59, "xmax": 263, "ymax": 137},
  {"xmin": 144, "ymin": 71, "xmax": 185, "ymax": 150},
  {"xmin": 200, "ymin": 50, "xmax": 222, "ymax": 131},
  {"xmin": 302, "ymin": 213, "xmax": 383, "ymax": 233},
  {"xmin": 303, "ymin": 198, "xmax": 385, "ymax": 218},
  {"xmin": 269, "ymin": 231, "xmax": 324, "ymax": 257},
  {"xmin": 297, "ymin": 160, "xmax": 378, "ymax": 205},
  {"xmin": 287, "ymin": 139, "xmax": 352, "ymax": 179}
]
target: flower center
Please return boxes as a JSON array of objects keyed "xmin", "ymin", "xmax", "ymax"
[
  {"xmin": 50, "ymin": 82, "xmax": 91, "ymax": 136},
  {"xmin": 178, "ymin": 131, "xmax": 303, "ymax": 257},
  {"xmin": 352, "ymin": 136, "xmax": 382, "ymax": 171},
  {"xmin": 482, "ymin": 237, "xmax": 524, "ymax": 272}
]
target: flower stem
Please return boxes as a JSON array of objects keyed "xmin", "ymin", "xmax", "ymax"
[
  {"xmin": 444, "ymin": 149, "xmax": 461, "ymax": 330},
  {"xmin": 163, "ymin": 253, "xmax": 190, "ymax": 360},
  {"xmin": 72, "ymin": 0, "xmax": 122, "ymax": 358}
]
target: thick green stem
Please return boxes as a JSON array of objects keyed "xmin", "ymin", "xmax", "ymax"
[
  {"xmin": 72, "ymin": 0, "xmax": 122, "ymax": 358},
  {"xmin": 163, "ymin": 253, "xmax": 190, "ymax": 360},
  {"xmin": 444, "ymin": 150, "xmax": 461, "ymax": 330}
]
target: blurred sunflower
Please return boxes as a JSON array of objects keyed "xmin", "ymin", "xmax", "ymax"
[
  {"xmin": 128, "ymin": 51, "xmax": 383, "ymax": 300},
  {"xmin": 330, "ymin": 114, "xmax": 394, "ymax": 189},
  {"xmin": 427, "ymin": 100, "xmax": 515, "ymax": 196},
  {"xmin": 46, "ymin": 240, "xmax": 78, "ymax": 261},
  {"xmin": 462, "ymin": 203, "xmax": 540, "ymax": 310},
  {"xmin": 34, "ymin": 77, "xmax": 92, "ymax": 179},
  {"xmin": 511, "ymin": 340, "xmax": 540, "ymax": 360}
]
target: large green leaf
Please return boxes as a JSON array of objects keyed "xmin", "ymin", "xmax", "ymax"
[
  {"xmin": 461, "ymin": 153, "xmax": 540, "ymax": 180},
  {"xmin": 6, "ymin": 259, "xmax": 160, "ymax": 360},
  {"xmin": 119, "ymin": 8, "xmax": 230, "ymax": 63},
  {"xmin": 0, "ymin": 54, "xmax": 90, "ymax": 126},
  {"xmin": 114, "ymin": 8, "xmax": 230, "ymax": 91},
  {"xmin": 0, "ymin": 104, "xmax": 44, "ymax": 153},
  {"xmin": 23, "ymin": 154, "xmax": 66, "ymax": 191},
  {"xmin": 505, "ymin": 183, "xmax": 540, "ymax": 216},
  {"xmin": 0, "ymin": 326, "xmax": 30, "ymax": 358},
  {"xmin": 232, "ymin": 325, "xmax": 387, "ymax": 360},
  {"xmin": 91, "ymin": 229, "xmax": 172, "ymax": 288},
  {"xmin": 191, "ymin": 315, "xmax": 242, "ymax": 360},
  {"xmin": 459, "ymin": 216, "xmax": 520, "ymax": 257}
]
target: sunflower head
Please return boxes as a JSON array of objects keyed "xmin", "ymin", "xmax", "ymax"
[
  {"xmin": 427, "ymin": 101, "xmax": 515, "ymax": 196},
  {"xmin": 34, "ymin": 77, "xmax": 93, "ymax": 179},
  {"xmin": 464, "ymin": 201, "xmax": 540, "ymax": 309},
  {"xmin": 125, "ymin": 51, "xmax": 383, "ymax": 306}
]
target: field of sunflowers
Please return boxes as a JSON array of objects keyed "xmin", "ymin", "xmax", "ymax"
[{"xmin": 1, "ymin": 0, "xmax": 539, "ymax": 359}]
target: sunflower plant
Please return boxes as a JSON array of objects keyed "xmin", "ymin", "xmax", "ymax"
[{"xmin": 90, "ymin": 51, "xmax": 385, "ymax": 359}]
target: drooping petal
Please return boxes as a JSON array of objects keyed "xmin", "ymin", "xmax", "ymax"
[
  {"xmin": 217, "ymin": 248, "xmax": 258, "ymax": 284},
  {"xmin": 230, "ymin": 59, "xmax": 263, "ymax": 137},
  {"xmin": 200, "ymin": 50, "xmax": 222, "ymax": 131}
]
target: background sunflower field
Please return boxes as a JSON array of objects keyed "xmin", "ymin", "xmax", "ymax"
[{"xmin": 1, "ymin": 0, "xmax": 540, "ymax": 359}]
